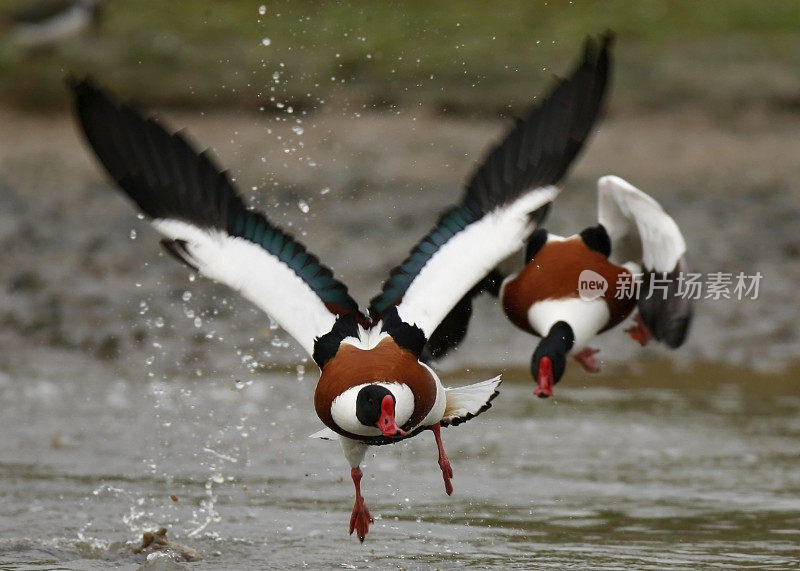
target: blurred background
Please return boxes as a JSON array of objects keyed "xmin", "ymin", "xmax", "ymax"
[{"xmin": 0, "ymin": 2, "xmax": 799, "ymax": 567}]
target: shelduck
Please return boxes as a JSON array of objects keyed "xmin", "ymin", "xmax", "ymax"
[
  {"xmin": 70, "ymin": 33, "xmax": 611, "ymax": 541},
  {"xmin": 501, "ymin": 175, "xmax": 693, "ymax": 397}
]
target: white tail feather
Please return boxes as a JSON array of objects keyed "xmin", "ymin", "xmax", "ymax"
[
  {"xmin": 442, "ymin": 375, "xmax": 502, "ymax": 426},
  {"xmin": 308, "ymin": 427, "xmax": 339, "ymax": 441}
]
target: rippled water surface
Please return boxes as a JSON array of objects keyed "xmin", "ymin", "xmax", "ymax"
[{"xmin": 1, "ymin": 369, "xmax": 798, "ymax": 570}]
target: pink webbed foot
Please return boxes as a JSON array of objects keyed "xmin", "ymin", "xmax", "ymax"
[
  {"xmin": 431, "ymin": 422, "xmax": 454, "ymax": 495},
  {"xmin": 349, "ymin": 497, "xmax": 372, "ymax": 542},
  {"xmin": 348, "ymin": 467, "xmax": 373, "ymax": 542},
  {"xmin": 573, "ymin": 347, "xmax": 601, "ymax": 373},
  {"xmin": 626, "ymin": 313, "xmax": 652, "ymax": 346}
]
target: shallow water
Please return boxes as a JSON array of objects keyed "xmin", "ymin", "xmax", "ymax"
[
  {"xmin": 2, "ymin": 49, "xmax": 800, "ymax": 570},
  {"xmin": 1, "ymin": 369, "xmax": 798, "ymax": 570}
]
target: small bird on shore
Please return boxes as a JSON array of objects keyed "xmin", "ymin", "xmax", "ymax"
[
  {"xmin": 1, "ymin": 0, "xmax": 102, "ymax": 48},
  {"xmin": 70, "ymin": 33, "xmax": 611, "ymax": 541},
  {"xmin": 500, "ymin": 175, "xmax": 693, "ymax": 397}
]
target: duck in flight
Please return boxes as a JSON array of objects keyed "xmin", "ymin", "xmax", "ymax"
[
  {"xmin": 501, "ymin": 175, "xmax": 693, "ymax": 397},
  {"xmin": 70, "ymin": 33, "xmax": 611, "ymax": 541}
]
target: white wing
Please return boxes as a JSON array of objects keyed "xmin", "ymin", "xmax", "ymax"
[
  {"xmin": 597, "ymin": 175, "xmax": 692, "ymax": 347},
  {"xmin": 388, "ymin": 187, "xmax": 557, "ymax": 338},
  {"xmin": 597, "ymin": 175, "xmax": 686, "ymax": 272},
  {"xmin": 153, "ymin": 221, "xmax": 347, "ymax": 357},
  {"xmin": 370, "ymin": 33, "xmax": 613, "ymax": 340},
  {"xmin": 442, "ymin": 375, "xmax": 502, "ymax": 426},
  {"xmin": 72, "ymin": 79, "xmax": 363, "ymax": 359}
]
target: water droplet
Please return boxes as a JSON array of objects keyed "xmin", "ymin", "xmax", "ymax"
[
  {"xmin": 291, "ymin": 125, "xmax": 304, "ymax": 135},
  {"xmin": 297, "ymin": 199, "xmax": 309, "ymax": 213},
  {"xmin": 261, "ymin": 38, "xmax": 271, "ymax": 47},
  {"xmin": 258, "ymin": 5, "xmax": 266, "ymax": 15},
  {"xmin": 182, "ymin": 291, "xmax": 192, "ymax": 302},
  {"xmin": 319, "ymin": 187, "xmax": 330, "ymax": 195},
  {"xmin": 130, "ymin": 229, "xmax": 137, "ymax": 240}
]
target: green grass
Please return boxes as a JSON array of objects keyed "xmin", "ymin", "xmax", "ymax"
[{"xmin": 0, "ymin": 0, "xmax": 799, "ymax": 114}]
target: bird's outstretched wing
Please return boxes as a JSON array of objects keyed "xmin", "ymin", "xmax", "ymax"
[
  {"xmin": 369, "ymin": 33, "xmax": 613, "ymax": 340},
  {"xmin": 597, "ymin": 175, "xmax": 692, "ymax": 346},
  {"xmin": 71, "ymin": 79, "xmax": 364, "ymax": 358}
]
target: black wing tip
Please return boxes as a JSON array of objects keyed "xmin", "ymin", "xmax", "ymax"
[
  {"xmin": 68, "ymin": 75, "xmax": 104, "ymax": 119},
  {"xmin": 69, "ymin": 75, "xmax": 230, "ymax": 223},
  {"xmin": 463, "ymin": 31, "xmax": 614, "ymax": 212},
  {"xmin": 578, "ymin": 31, "xmax": 614, "ymax": 73},
  {"xmin": 649, "ymin": 308, "xmax": 692, "ymax": 348},
  {"xmin": 160, "ymin": 239, "xmax": 199, "ymax": 271},
  {"xmin": 638, "ymin": 261, "xmax": 694, "ymax": 348},
  {"xmin": 65, "ymin": 74, "xmax": 94, "ymax": 93},
  {"xmin": 68, "ymin": 75, "xmax": 115, "ymax": 114},
  {"xmin": 71, "ymin": 75, "xmax": 364, "ymax": 331},
  {"xmin": 589, "ymin": 30, "xmax": 615, "ymax": 55},
  {"xmin": 662, "ymin": 316, "xmax": 692, "ymax": 348},
  {"xmin": 65, "ymin": 74, "xmax": 83, "ymax": 92}
]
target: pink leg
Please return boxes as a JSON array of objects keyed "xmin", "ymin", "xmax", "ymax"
[
  {"xmin": 431, "ymin": 422, "xmax": 453, "ymax": 496},
  {"xmin": 625, "ymin": 313, "xmax": 652, "ymax": 346},
  {"xmin": 348, "ymin": 467, "xmax": 373, "ymax": 542},
  {"xmin": 573, "ymin": 347, "xmax": 601, "ymax": 372}
]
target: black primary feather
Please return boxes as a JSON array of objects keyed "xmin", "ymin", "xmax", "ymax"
[
  {"xmin": 368, "ymin": 33, "xmax": 613, "ymax": 320},
  {"xmin": 70, "ymin": 78, "xmax": 362, "ymax": 319},
  {"xmin": 638, "ymin": 258, "xmax": 693, "ymax": 348},
  {"xmin": 462, "ymin": 32, "xmax": 613, "ymax": 212}
]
